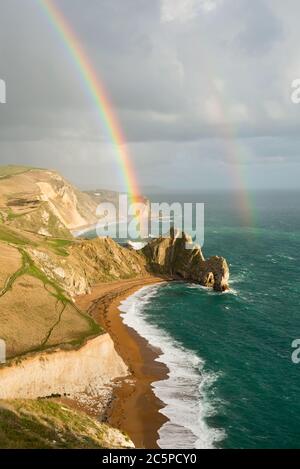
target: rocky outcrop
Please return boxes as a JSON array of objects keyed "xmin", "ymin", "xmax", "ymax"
[
  {"xmin": 142, "ymin": 228, "xmax": 229, "ymax": 291},
  {"xmin": 28, "ymin": 236, "xmax": 147, "ymax": 298}
]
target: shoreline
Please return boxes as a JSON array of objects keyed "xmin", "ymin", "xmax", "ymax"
[{"xmin": 76, "ymin": 276, "xmax": 170, "ymax": 449}]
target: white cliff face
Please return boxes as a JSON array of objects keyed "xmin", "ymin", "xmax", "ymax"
[
  {"xmin": 37, "ymin": 180, "xmax": 89, "ymax": 230},
  {"xmin": 0, "ymin": 334, "xmax": 128, "ymax": 399},
  {"xmin": 0, "ymin": 168, "xmax": 99, "ymax": 237}
]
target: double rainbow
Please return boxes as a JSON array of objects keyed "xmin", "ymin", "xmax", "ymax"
[
  {"xmin": 39, "ymin": 0, "xmax": 140, "ymax": 201},
  {"xmin": 39, "ymin": 0, "xmax": 254, "ymax": 226}
]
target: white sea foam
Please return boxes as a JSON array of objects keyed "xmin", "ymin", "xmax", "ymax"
[
  {"xmin": 188, "ymin": 283, "xmax": 238, "ymax": 296},
  {"xmin": 118, "ymin": 285, "xmax": 225, "ymax": 449},
  {"xmin": 230, "ymin": 272, "xmax": 246, "ymax": 284}
]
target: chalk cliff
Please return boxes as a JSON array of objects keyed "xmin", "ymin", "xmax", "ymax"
[
  {"xmin": 0, "ymin": 166, "xmax": 99, "ymax": 238},
  {"xmin": 0, "ymin": 333, "xmax": 127, "ymax": 400}
]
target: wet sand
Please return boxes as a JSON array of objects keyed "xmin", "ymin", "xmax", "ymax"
[{"xmin": 76, "ymin": 276, "xmax": 170, "ymax": 449}]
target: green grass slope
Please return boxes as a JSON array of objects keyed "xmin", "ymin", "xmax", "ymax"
[{"xmin": 0, "ymin": 400, "xmax": 133, "ymax": 449}]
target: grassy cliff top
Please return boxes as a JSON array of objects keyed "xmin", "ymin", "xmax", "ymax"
[
  {"xmin": 0, "ymin": 165, "xmax": 38, "ymax": 179},
  {"xmin": 0, "ymin": 399, "xmax": 133, "ymax": 449}
]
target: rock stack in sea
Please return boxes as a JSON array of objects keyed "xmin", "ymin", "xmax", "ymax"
[{"xmin": 142, "ymin": 228, "xmax": 229, "ymax": 292}]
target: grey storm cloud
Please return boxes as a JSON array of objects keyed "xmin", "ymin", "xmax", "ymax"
[
  {"xmin": 234, "ymin": 0, "xmax": 284, "ymax": 54},
  {"xmin": 0, "ymin": 0, "xmax": 300, "ymax": 191}
]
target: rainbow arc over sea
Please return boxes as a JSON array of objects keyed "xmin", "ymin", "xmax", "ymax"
[
  {"xmin": 39, "ymin": 0, "xmax": 140, "ymax": 202},
  {"xmin": 39, "ymin": 0, "xmax": 254, "ymax": 226}
]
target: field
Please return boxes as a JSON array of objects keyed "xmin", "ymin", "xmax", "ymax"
[
  {"xmin": 0, "ymin": 232, "xmax": 101, "ymax": 359},
  {"xmin": 0, "ymin": 165, "xmax": 35, "ymax": 180}
]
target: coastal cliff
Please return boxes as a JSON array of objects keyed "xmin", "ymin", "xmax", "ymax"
[
  {"xmin": 0, "ymin": 333, "xmax": 127, "ymax": 400},
  {"xmin": 0, "ymin": 331, "xmax": 133, "ymax": 448},
  {"xmin": 27, "ymin": 230, "xmax": 229, "ymax": 299},
  {"xmin": 27, "ymin": 236, "xmax": 147, "ymax": 298},
  {"xmin": 0, "ymin": 165, "xmax": 99, "ymax": 238}
]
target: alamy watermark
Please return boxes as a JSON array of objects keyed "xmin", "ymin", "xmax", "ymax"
[
  {"xmin": 0, "ymin": 79, "xmax": 6, "ymax": 104},
  {"xmin": 291, "ymin": 339, "xmax": 300, "ymax": 364},
  {"xmin": 0, "ymin": 339, "xmax": 6, "ymax": 364},
  {"xmin": 95, "ymin": 195, "xmax": 204, "ymax": 249}
]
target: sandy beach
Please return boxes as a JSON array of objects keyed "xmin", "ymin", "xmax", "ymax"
[{"xmin": 76, "ymin": 276, "xmax": 170, "ymax": 449}]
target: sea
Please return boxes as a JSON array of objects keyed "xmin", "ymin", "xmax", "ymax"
[{"xmin": 87, "ymin": 190, "xmax": 300, "ymax": 449}]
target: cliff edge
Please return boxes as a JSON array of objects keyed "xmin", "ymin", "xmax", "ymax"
[{"xmin": 0, "ymin": 399, "xmax": 134, "ymax": 449}]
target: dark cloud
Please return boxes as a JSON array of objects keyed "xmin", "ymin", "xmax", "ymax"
[{"xmin": 0, "ymin": 0, "xmax": 299, "ymax": 190}]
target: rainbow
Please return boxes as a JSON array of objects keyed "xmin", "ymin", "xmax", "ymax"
[
  {"xmin": 214, "ymin": 89, "xmax": 255, "ymax": 226},
  {"xmin": 38, "ymin": 0, "xmax": 139, "ymax": 201},
  {"xmin": 201, "ymin": 47, "xmax": 255, "ymax": 225},
  {"xmin": 39, "ymin": 0, "xmax": 254, "ymax": 226}
]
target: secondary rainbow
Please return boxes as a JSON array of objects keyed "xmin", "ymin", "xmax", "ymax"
[
  {"xmin": 39, "ymin": 0, "xmax": 140, "ymax": 200},
  {"xmin": 201, "ymin": 49, "xmax": 255, "ymax": 226}
]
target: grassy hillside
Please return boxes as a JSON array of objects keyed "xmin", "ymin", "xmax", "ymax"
[
  {"xmin": 0, "ymin": 400, "xmax": 133, "ymax": 449},
  {"xmin": 0, "ymin": 228, "xmax": 101, "ymax": 359},
  {"xmin": 0, "ymin": 163, "xmax": 144, "ymax": 448},
  {"xmin": 0, "ymin": 165, "xmax": 36, "ymax": 180},
  {"xmin": 0, "ymin": 221, "xmax": 146, "ymax": 360}
]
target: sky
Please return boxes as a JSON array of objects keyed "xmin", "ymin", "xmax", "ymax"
[{"xmin": 0, "ymin": 0, "xmax": 300, "ymax": 192}]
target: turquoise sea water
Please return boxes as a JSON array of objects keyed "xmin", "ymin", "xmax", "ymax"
[{"xmin": 117, "ymin": 191, "xmax": 300, "ymax": 449}]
